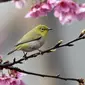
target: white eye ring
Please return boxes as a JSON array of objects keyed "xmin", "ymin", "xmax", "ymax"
[{"xmin": 41, "ymin": 28, "xmax": 45, "ymax": 31}]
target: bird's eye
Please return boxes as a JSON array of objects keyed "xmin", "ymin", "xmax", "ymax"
[{"xmin": 41, "ymin": 28, "xmax": 45, "ymax": 31}]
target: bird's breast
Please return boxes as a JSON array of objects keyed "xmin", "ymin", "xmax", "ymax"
[{"xmin": 22, "ymin": 37, "xmax": 45, "ymax": 52}]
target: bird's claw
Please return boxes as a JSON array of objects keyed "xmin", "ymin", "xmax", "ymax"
[
  {"xmin": 23, "ymin": 52, "xmax": 27, "ymax": 60},
  {"xmin": 38, "ymin": 49, "xmax": 43, "ymax": 55}
]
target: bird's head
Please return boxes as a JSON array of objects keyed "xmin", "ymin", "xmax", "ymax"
[{"xmin": 34, "ymin": 24, "xmax": 52, "ymax": 37}]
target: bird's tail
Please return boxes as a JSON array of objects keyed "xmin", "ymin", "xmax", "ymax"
[{"xmin": 7, "ymin": 49, "xmax": 17, "ymax": 55}]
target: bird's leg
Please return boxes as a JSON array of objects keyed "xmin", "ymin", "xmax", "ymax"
[
  {"xmin": 38, "ymin": 49, "xmax": 43, "ymax": 55},
  {"xmin": 23, "ymin": 51, "xmax": 27, "ymax": 60}
]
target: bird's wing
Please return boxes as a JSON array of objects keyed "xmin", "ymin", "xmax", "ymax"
[{"xmin": 15, "ymin": 33, "xmax": 42, "ymax": 46}]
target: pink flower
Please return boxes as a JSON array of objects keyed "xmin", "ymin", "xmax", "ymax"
[
  {"xmin": 10, "ymin": 78, "xmax": 25, "ymax": 85},
  {"xmin": 12, "ymin": 0, "xmax": 26, "ymax": 9},
  {"xmin": 0, "ymin": 75, "xmax": 11, "ymax": 85},
  {"xmin": 54, "ymin": 0, "xmax": 78, "ymax": 24},
  {"xmin": 0, "ymin": 70, "xmax": 26, "ymax": 85},
  {"xmin": 0, "ymin": 75, "xmax": 26, "ymax": 85},
  {"xmin": 76, "ymin": 3, "xmax": 85, "ymax": 20},
  {"xmin": 25, "ymin": 1, "xmax": 52, "ymax": 18},
  {"xmin": 47, "ymin": 0, "xmax": 57, "ymax": 8},
  {"xmin": 24, "ymin": 0, "xmax": 85, "ymax": 24}
]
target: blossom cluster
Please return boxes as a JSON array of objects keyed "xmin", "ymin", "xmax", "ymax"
[
  {"xmin": 12, "ymin": 0, "xmax": 85, "ymax": 24},
  {"xmin": 0, "ymin": 56, "xmax": 26, "ymax": 85},
  {"xmin": 0, "ymin": 74, "xmax": 25, "ymax": 85}
]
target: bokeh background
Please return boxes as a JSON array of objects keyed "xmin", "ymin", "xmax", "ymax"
[{"xmin": 0, "ymin": 0, "xmax": 85, "ymax": 85}]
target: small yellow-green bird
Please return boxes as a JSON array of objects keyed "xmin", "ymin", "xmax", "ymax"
[{"xmin": 7, "ymin": 24, "xmax": 52, "ymax": 55}]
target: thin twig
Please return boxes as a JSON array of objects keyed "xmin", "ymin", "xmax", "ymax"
[{"xmin": 6, "ymin": 66, "xmax": 81, "ymax": 83}]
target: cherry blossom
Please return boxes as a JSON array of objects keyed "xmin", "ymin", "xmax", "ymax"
[
  {"xmin": 25, "ymin": 1, "xmax": 52, "ymax": 18},
  {"xmin": 76, "ymin": 3, "xmax": 85, "ymax": 20},
  {"xmin": 47, "ymin": 0, "xmax": 57, "ymax": 8},
  {"xmin": 12, "ymin": 0, "xmax": 85, "ymax": 24},
  {"xmin": 54, "ymin": 0, "xmax": 78, "ymax": 24},
  {"xmin": 0, "ymin": 75, "xmax": 25, "ymax": 85},
  {"xmin": 12, "ymin": 0, "xmax": 26, "ymax": 9}
]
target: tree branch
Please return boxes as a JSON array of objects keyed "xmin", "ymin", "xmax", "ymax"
[
  {"xmin": 6, "ymin": 66, "xmax": 83, "ymax": 83},
  {"xmin": 0, "ymin": 35, "xmax": 84, "ymax": 68},
  {"xmin": 0, "ymin": 0, "xmax": 11, "ymax": 3}
]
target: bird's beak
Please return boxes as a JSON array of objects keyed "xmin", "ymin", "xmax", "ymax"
[{"xmin": 48, "ymin": 28, "xmax": 52, "ymax": 31}]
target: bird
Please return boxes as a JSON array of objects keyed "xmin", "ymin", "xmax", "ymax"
[{"xmin": 7, "ymin": 24, "xmax": 52, "ymax": 55}]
